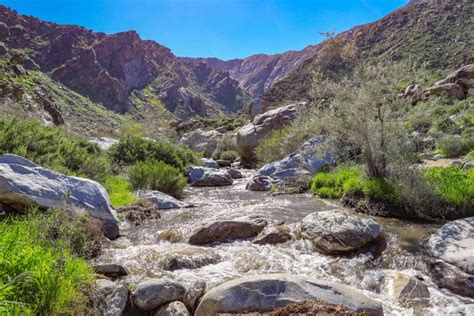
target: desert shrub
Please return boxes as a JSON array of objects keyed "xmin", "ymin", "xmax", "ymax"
[
  {"xmin": 128, "ymin": 161, "xmax": 187, "ymax": 198},
  {"xmin": 103, "ymin": 175, "xmax": 137, "ymax": 208},
  {"xmin": 0, "ymin": 210, "xmax": 95, "ymax": 315},
  {"xmin": 213, "ymin": 150, "xmax": 239, "ymax": 162},
  {"xmin": 0, "ymin": 118, "xmax": 110, "ymax": 181},
  {"xmin": 465, "ymin": 150, "xmax": 474, "ymax": 162},
  {"xmin": 437, "ymin": 134, "xmax": 473, "ymax": 158},
  {"xmin": 423, "ymin": 166, "xmax": 474, "ymax": 209},
  {"xmin": 362, "ymin": 178, "xmax": 400, "ymax": 203},
  {"xmin": 109, "ymin": 135, "xmax": 199, "ymax": 173},
  {"xmin": 255, "ymin": 127, "xmax": 292, "ymax": 164}
]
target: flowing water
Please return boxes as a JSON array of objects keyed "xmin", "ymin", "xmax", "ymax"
[{"xmin": 96, "ymin": 171, "xmax": 474, "ymax": 315}]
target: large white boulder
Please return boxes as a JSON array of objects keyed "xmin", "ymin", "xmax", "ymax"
[
  {"xmin": 195, "ymin": 274, "xmax": 383, "ymax": 316},
  {"xmin": 132, "ymin": 279, "xmax": 186, "ymax": 312},
  {"xmin": 425, "ymin": 217, "xmax": 474, "ymax": 297},
  {"xmin": 236, "ymin": 103, "xmax": 301, "ymax": 161},
  {"xmin": 0, "ymin": 154, "xmax": 119, "ymax": 239},
  {"xmin": 255, "ymin": 135, "xmax": 334, "ymax": 182},
  {"xmin": 298, "ymin": 210, "xmax": 381, "ymax": 254},
  {"xmin": 188, "ymin": 166, "xmax": 233, "ymax": 187},
  {"xmin": 180, "ymin": 129, "xmax": 222, "ymax": 157}
]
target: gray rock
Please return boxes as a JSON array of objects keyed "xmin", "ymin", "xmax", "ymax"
[
  {"xmin": 246, "ymin": 175, "xmax": 273, "ymax": 191},
  {"xmin": 132, "ymin": 279, "xmax": 186, "ymax": 312},
  {"xmin": 253, "ymin": 225, "xmax": 292, "ymax": 245},
  {"xmin": 0, "ymin": 154, "xmax": 119, "ymax": 239},
  {"xmin": 195, "ymin": 274, "xmax": 383, "ymax": 316},
  {"xmin": 89, "ymin": 137, "xmax": 119, "ymax": 150},
  {"xmin": 135, "ymin": 190, "xmax": 193, "ymax": 209},
  {"xmin": 201, "ymin": 158, "xmax": 220, "ymax": 169},
  {"xmin": 256, "ymin": 136, "xmax": 334, "ymax": 182},
  {"xmin": 180, "ymin": 129, "xmax": 222, "ymax": 158},
  {"xmin": 298, "ymin": 210, "xmax": 381, "ymax": 254},
  {"xmin": 426, "ymin": 217, "xmax": 474, "ymax": 274},
  {"xmin": 383, "ymin": 272, "xmax": 429, "ymax": 305},
  {"xmin": 94, "ymin": 264, "xmax": 128, "ymax": 278},
  {"xmin": 236, "ymin": 103, "xmax": 302, "ymax": 161},
  {"xmin": 227, "ymin": 168, "xmax": 243, "ymax": 179},
  {"xmin": 183, "ymin": 281, "xmax": 206, "ymax": 313},
  {"xmin": 423, "ymin": 83, "xmax": 465, "ymax": 100},
  {"xmin": 161, "ymin": 246, "xmax": 221, "ymax": 271},
  {"xmin": 188, "ymin": 166, "xmax": 233, "ymax": 187},
  {"xmin": 448, "ymin": 160, "xmax": 464, "ymax": 167},
  {"xmin": 94, "ymin": 279, "xmax": 128, "ymax": 316},
  {"xmin": 155, "ymin": 301, "xmax": 190, "ymax": 316},
  {"xmin": 188, "ymin": 215, "xmax": 268, "ymax": 245},
  {"xmin": 425, "ymin": 217, "xmax": 474, "ymax": 297},
  {"xmin": 216, "ymin": 159, "xmax": 232, "ymax": 167}
]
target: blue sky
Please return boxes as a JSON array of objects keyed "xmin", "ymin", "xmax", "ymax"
[{"xmin": 0, "ymin": 0, "xmax": 408, "ymax": 60}]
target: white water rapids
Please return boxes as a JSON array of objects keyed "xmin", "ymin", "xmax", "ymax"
[{"xmin": 96, "ymin": 172, "xmax": 474, "ymax": 315}]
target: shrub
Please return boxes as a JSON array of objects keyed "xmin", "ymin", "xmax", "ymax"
[
  {"xmin": 0, "ymin": 118, "xmax": 110, "ymax": 181},
  {"xmin": 213, "ymin": 150, "xmax": 239, "ymax": 162},
  {"xmin": 362, "ymin": 178, "xmax": 400, "ymax": 204},
  {"xmin": 0, "ymin": 210, "xmax": 95, "ymax": 315},
  {"xmin": 255, "ymin": 127, "xmax": 293, "ymax": 164},
  {"xmin": 103, "ymin": 175, "xmax": 137, "ymax": 208},
  {"xmin": 128, "ymin": 161, "xmax": 187, "ymax": 198},
  {"xmin": 423, "ymin": 166, "xmax": 474, "ymax": 209},
  {"xmin": 437, "ymin": 134, "xmax": 473, "ymax": 158},
  {"xmin": 109, "ymin": 135, "xmax": 199, "ymax": 173},
  {"xmin": 310, "ymin": 167, "xmax": 362, "ymax": 199}
]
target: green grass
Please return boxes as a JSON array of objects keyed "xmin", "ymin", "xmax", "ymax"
[
  {"xmin": 310, "ymin": 167, "xmax": 363, "ymax": 199},
  {"xmin": 423, "ymin": 166, "xmax": 474, "ymax": 209},
  {"xmin": 0, "ymin": 211, "xmax": 94, "ymax": 315},
  {"xmin": 103, "ymin": 175, "xmax": 137, "ymax": 208},
  {"xmin": 129, "ymin": 160, "xmax": 187, "ymax": 198}
]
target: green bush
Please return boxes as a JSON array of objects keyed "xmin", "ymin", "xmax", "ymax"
[
  {"xmin": 362, "ymin": 178, "xmax": 400, "ymax": 204},
  {"xmin": 128, "ymin": 161, "xmax": 187, "ymax": 198},
  {"xmin": 437, "ymin": 134, "xmax": 473, "ymax": 158},
  {"xmin": 0, "ymin": 211, "xmax": 94, "ymax": 315},
  {"xmin": 310, "ymin": 167, "xmax": 362, "ymax": 199},
  {"xmin": 255, "ymin": 127, "xmax": 292, "ymax": 164},
  {"xmin": 109, "ymin": 135, "xmax": 199, "ymax": 173},
  {"xmin": 423, "ymin": 166, "xmax": 474, "ymax": 209},
  {"xmin": 103, "ymin": 175, "xmax": 137, "ymax": 208},
  {"xmin": 0, "ymin": 118, "xmax": 110, "ymax": 182}
]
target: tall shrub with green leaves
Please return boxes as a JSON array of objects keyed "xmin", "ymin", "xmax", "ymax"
[{"xmin": 128, "ymin": 161, "xmax": 187, "ymax": 198}]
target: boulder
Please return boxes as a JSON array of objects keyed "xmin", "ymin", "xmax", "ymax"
[
  {"xmin": 298, "ymin": 210, "xmax": 381, "ymax": 254},
  {"xmin": 194, "ymin": 274, "xmax": 383, "ymax": 316},
  {"xmin": 435, "ymin": 63, "xmax": 474, "ymax": 95},
  {"xmin": 155, "ymin": 301, "xmax": 190, "ymax": 316},
  {"xmin": 423, "ymin": 83, "xmax": 465, "ymax": 100},
  {"xmin": 160, "ymin": 246, "xmax": 221, "ymax": 271},
  {"xmin": 216, "ymin": 159, "xmax": 232, "ymax": 167},
  {"xmin": 188, "ymin": 166, "xmax": 233, "ymax": 187},
  {"xmin": 89, "ymin": 137, "xmax": 119, "ymax": 150},
  {"xmin": 236, "ymin": 103, "xmax": 301, "ymax": 161},
  {"xmin": 382, "ymin": 272, "xmax": 429, "ymax": 305},
  {"xmin": 256, "ymin": 136, "xmax": 334, "ymax": 182},
  {"xmin": 246, "ymin": 175, "xmax": 273, "ymax": 191},
  {"xmin": 93, "ymin": 264, "xmax": 128, "ymax": 278},
  {"xmin": 227, "ymin": 168, "xmax": 243, "ymax": 179},
  {"xmin": 201, "ymin": 158, "xmax": 220, "ymax": 169},
  {"xmin": 425, "ymin": 217, "xmax": 474, "ymax": 297},
  {"xmin": 135, "ymin": 190, "xmax": 193, "ymax": 209},
  {"xmin": 180, "ymin": 129, "xmax": 222, "ymax": 157},
  {"xmin": 94, "ymin": 279, "xmax": 128, "ymax": 316},
  {"xmin": 253, "ymin": 225, "xmax": 292, "ymax": 245},
  {"xmin": 183, "ymin": 281, "xmax": 206, "ymax": 313},
  {"xmin": 188, "ymin": 215, "xmax": 268, "ymax": 245},
  {"xmin": 0, "ymin": 154, "xmax": 119, "ymax": 239},
  {"xmin": 132, "ymin": 279, "xmax": 186, "ymax": 312}
]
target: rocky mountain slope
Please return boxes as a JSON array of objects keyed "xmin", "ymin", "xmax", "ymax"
[
  {"xmin": 262, "ymin": 0, "xmax": 474, "ymax": 107},
  {"xmin": 0, "ymin": 5, "xmax": 250, "ymax": 126},
  {"xmin": 182, "ymin": 45, "xmax": 320, "ymax": 102}
]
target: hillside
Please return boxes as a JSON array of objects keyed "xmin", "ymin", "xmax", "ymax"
[
  {"xmin": 262, "ymin": 0, "xmax": 474, "ymax": 107},
  {"xmin": 0, "ymin": 5, "xmax": 250, "ymax": 128}
]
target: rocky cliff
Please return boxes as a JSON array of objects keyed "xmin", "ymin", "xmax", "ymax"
[{"xmin": 0, "ymin": 5, "xmax": 249, "ymax": 121}]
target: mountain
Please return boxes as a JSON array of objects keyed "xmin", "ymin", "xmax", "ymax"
[
  {"xmin": 261, "ymin": 0, "xmax": 474, "ymax": 107},
  {"xmin": 182, "ymin": 45, "xmax": 320, "ymax": 102},
  {"xmin": 0, "ymin": 5, "xmax": 250, "ymax": 128}
]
